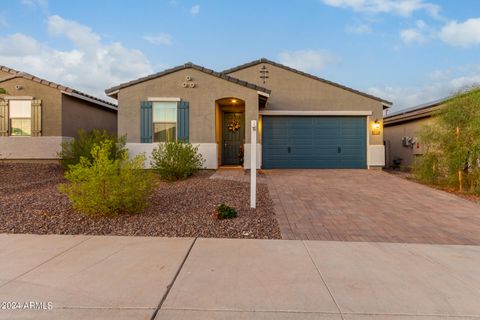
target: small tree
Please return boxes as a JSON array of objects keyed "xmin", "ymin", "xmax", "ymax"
[
  {"xmin": 59, "ymin": 141, "xmax": 154, "ymax": 215},
  {"xmin": 59, "ymin": 129, "xmax": 127, "ymax": 170},
  {"xmin": 414, "ymin": 87, "xmax": 480, "ymax": 193},
  {"xmin": 151, "ymin": 142, "xmax": 204, "ymax": 181}
]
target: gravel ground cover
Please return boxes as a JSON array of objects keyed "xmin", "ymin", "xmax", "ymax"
[{"xmin": 0, "ymin": 163, "xmax": 280, "ymax": 239}]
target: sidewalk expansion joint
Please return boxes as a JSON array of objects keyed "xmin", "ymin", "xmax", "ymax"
[
  {"xmin": 303, "ymin": 240, "xmax": 345, "ymax": 320},
  {"xmin": 150, "ymin": 237, "xmax": 197, "ymax": 320}
]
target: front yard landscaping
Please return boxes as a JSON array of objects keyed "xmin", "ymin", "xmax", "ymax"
[
  {"xmin": 0, "ymin": 163, "xmax": 281, "ymax": 239},
  {"xmin": 386, "ymin": 169, "xmax": 480, "ymax": 204}
]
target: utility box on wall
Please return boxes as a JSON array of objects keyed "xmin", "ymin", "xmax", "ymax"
[{"xmin": 412, "ymin": 140, "xmax": 424, "ymax": 155}]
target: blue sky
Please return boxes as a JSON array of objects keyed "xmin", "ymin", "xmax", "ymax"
[{"xmin": 1, "ymin": 0, "xmax": 480, "ymax": 111}]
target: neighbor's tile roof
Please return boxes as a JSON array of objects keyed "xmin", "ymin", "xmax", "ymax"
[
  {"xmin": 222, "ymin": 58, "xmax": 392, "ymax": 105},
  {"xmin": 385, "ymin": 96, "xmax": 449, "ymax": 119},
  {"xmin": 0, "ymin": 65, "xmax": 117, "ymax": 109},
  {"xmin": 383, "ymin": 96, "xmax": 449, "ymax": 125},
  {"xmin": 105, "ymin": 62, "xmax": 271, "ymax": 97}
]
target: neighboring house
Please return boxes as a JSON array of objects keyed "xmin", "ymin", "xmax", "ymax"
[
  {"xmin": 384, "ymin": 97, "xmax": 446, "ymax": 169},
  {"xmin": 105, "ymin": 58, "xmax": 391, "ymax": 169},
  {"xmin": 0, "ymin": 65, "xmax": 117, "ymax": 161}
]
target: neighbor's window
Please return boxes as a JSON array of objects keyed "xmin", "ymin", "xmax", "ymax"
[
  {"xmin": 9, "ymin": 100, "xmax": 32, "ymax": 136},
  {"xmin": 153, "ymin": 101, "xmax": 177, "ymax": 142}
]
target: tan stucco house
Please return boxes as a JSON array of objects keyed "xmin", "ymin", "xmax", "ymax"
[
  {"xmin": 384, "ymin": 98, "xmax": 446, "ymax": 169},
  {"xmin": 106, "ymin": 58, "xmax": 391, "ymax": 169},
  {"xmin": 0, "ymin": 65, "xmax": 117, "ymax": 161}
]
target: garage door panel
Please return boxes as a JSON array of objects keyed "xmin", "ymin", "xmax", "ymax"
[{"xmin": 262, "ymin": 116, "xmax": 366, "ymax": 169}]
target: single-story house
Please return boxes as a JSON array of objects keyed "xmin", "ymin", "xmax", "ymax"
[
  {"xmin": 105, "ymin": 58, "xmax": 391, "ymax": 169},
  {"xmin": 0, "ymin": 65, "xmax": 117, "ymax": 161},
  {"xmin": 384, "ymin": 97, "xmax": 446, "ymax": 169}
]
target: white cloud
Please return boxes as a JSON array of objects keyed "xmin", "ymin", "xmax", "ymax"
[
  {"xmin": 400, "ymin": 29, "xmax": 426, "ymax": 44},
  {"xmin": 321, "ymin": 0, "xmax": 440, "ymax": 17},
  {"xmin": 345, "ymin": 23, "xmax": 372, "ymax": 34},
  {"xmin": 368, "ymin": 67, "xmax": 480, "ymax": 112},
  {"xmin": 47, "ymin": 15, "xmax": 100, "ymax": 48},
  {"xmin": 439, "ymin": 18, "xmax": 480, "ymax": 48},
  {"xmin": 21, "ymin": 0, "xmax": 48, "ymax": 11},
  {"xmin": 0, "ymin": 15, "xmax": 153, "ymax": 100},
  {"xmin": 143, "ymin": 33, "xmax": 172, "ymax": 45},
  {"xmin": 0, "ymin": 33, "xmax": 41, "ymax": 56},
  {"xmin": 190, "ymin": 4, "xmax": 200, "ymax": 15},
  {"xmin": 399, "ymin": 20, "xmax": 434, "ymax": 45},
  {"xmin": 278, "ymin": 49, "xmax": 338, "ymax": 73}
]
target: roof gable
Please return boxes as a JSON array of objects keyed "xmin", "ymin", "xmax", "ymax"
[
  {"xmin": 0, "ymin": 65, "xmax": 117, "ymax": 110},
  {"xmin": 223, "ymin": 58, "xmax": 392, "ymax": 106},
  {"xmin": 105, "ymin": 62, "xmax": 271, "ymax": 98}
]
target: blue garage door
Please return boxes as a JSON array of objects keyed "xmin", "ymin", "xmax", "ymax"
[{"xmin": 262, "ymin": 116, "xmax": 367, "ymax": 169}]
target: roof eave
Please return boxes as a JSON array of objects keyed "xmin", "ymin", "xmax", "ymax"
[
  {"xmin": 105, "ymin": 62, "xmax": 271, "ymax": 95},
  {"xmin": 62, "ymin": 91, "xmax": 117, "ymax": 112},
  {"xmin": 0, "ymin": 64, "xmax": 116, "ymax": 109},
  {"xmin": 223, "ymin": 58, "xmax": 392, "ymax": 105}
]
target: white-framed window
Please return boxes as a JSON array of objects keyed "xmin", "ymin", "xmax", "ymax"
[
  {"xmin": 153, "ymin": 101, "xmax": 177, "ymax": 142},
  {"xmin": 9, "ymin": 100, "xmax": 32, "ymax": 136}
]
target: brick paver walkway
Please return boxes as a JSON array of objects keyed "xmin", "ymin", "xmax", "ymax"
[{"xmin": 265, "ymin": 169, "xmax": 480, "ymax": 244}]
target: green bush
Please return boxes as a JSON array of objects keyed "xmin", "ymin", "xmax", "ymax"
[
  {"xmin": 413, "ymin": 87, "xmax": 480, "ymax": 193},
  {"xmin": 59, "ymin": 141, "xmax": 154, "ymax": 216},
  {"xmin": 151, "ymin": 141, "xmax": 204, "ymax": 181},
  {"xmin": 413, "ymin": 153, "xmax": 440, "ymax": 184},
  {"xmin": 216, "ymin": 203, "xmax": 237, "ymax": 220},
  {"xmin": 0, "ymin": 88, "xmax": 6, "ymax": 94},
  {"xmin": 59, "ymin": 129, "xmax": 126, "ymax": 170}
]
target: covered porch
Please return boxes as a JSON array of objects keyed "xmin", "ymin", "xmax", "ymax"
[{"xmin": 214, "ymin": 93, "xmax": 268, "ymax": 169}]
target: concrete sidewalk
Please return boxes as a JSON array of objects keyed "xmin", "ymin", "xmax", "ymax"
[{"xmin": 0, "ymin": 234, "xmax": 479, "ymax": 319}]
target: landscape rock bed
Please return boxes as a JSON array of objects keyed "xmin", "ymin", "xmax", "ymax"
[{"xmin": 0, "ymin": 163, "xmax": 281, "ymax": 239}]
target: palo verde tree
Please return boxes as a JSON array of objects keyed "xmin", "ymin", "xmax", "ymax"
[{"xmin": 414, "ymin": 86, "xmax": 480, "ymax": 193}]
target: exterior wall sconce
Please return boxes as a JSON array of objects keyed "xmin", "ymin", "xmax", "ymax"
[{"xmin": 372, "ymin": 119, "xmax": 381, "ymax": 135}]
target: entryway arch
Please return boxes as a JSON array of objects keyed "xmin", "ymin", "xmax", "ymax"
[{"xmin": 215, "ymin": 97, "xmax": 246, "ymax": 166}]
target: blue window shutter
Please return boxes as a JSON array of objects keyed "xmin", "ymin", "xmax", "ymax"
[
  {"xmin": 177, "ymin": 101, "xmax": 189, "ymax": 142},
  {"xmin": 140, "ymin": 101, "xmax": 153, "ymax": 143}
]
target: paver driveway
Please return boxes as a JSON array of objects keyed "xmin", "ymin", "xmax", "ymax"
[{"xmin": 264, "ymin": 169, "xmax": 480, "ymax": 244}]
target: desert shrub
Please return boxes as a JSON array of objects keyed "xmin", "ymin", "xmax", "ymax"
[
  {"xmin": 0, "ymin": 88, "xmax": 6, "ymax": 94},
  {"xmin": 59, "ymin": 129, "xmax": 126, "ymax": 170},
  {"xmin": 151, "ymin": 141, "xmax": 204, "ymax": 181},
  {"xmin": 59, "ymin": 141, "xmax": 154, "ymax": 215},
  {"xmin": 413, "ymin": 153, "xmax": 440, "ymax": 184},
  {"xmin": 216, "ymin": 203, "xmax": 237, "ymax": 220},
  {"xmin": 413, "ymin": 87, "xmax": 480, "ymax": 193}
]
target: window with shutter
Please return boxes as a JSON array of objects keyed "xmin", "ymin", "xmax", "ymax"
[
  {"xmin": 153, "ymin": 101, "xmax": 177, "ymax": 142},
  {"xmin": 141, "ymin": 100, "xmax": 189, "ymax": 143},
  {"xmin": 9, "ymin": 100, "xmax": 32, "ymax": 136}
]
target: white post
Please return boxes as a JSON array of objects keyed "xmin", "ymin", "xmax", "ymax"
[{"xmin": 250, "ymin": 120, "xmax": 257, "ymax": 209}]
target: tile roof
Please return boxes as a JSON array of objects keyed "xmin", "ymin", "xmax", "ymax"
[
  {"xmin": 384, "ymin": 96, "xmax": 449, "ymax": 119},
  {"xmin": 222, "ymin": 58, "xmax": 392, "ymax": 106},
  {"xmin": 0, "ymin": 65, "xmax": 117, "ymax": 109},
  {"xmin": 105, "ymin": 62, "xmax": 271, "ymax": 97}
]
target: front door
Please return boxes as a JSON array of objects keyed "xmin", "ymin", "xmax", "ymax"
[{"xmin": 222, "ymin": 112, "xmax": 245, "ymax": 165}]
